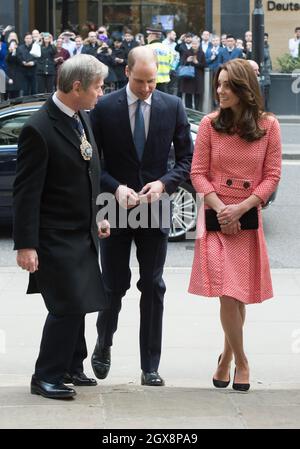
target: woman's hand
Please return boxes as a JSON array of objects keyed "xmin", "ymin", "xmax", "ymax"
[
  {"xmin": 217, "ymin": 204, "xmax": 244, "ymax": 227},
  {"xmin": 220, "ymin": 221, "xmax": 241, "ymax": 235}
]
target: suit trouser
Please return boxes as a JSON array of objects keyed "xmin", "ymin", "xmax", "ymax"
[
  {"xmin": 97, "ymin": 228, "xmax": 168, "ymax": 372},
  {"xmin": 34, "ymin": 313, "xmax": 87, "ymax": 383}
]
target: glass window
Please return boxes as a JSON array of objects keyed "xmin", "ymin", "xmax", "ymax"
[
  {"xmin": 0, "ymin": 113, "xmax": 33, "ymax": 146},
  {"xmin": 102, "ymin": 1, "xmax": 205, "ymax": 36}
]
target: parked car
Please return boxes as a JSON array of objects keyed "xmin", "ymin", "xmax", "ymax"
[{"xmin": 0, "ymin": 96, "xmax": 277, "ymax": 240}]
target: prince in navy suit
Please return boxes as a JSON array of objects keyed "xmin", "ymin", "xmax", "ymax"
[{"xmin": 90, "ymin": 46, "xmax": 193, "ymax": 386}]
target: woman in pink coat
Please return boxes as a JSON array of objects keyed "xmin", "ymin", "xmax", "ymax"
[{"xmin": 188, "ymin": 58, "xmax": 282, "ymax": 392}]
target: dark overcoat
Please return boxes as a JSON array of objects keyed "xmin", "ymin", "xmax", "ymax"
[{"xmin": 13, "ymin": 97, "xmax": 108, "ymax": 315}]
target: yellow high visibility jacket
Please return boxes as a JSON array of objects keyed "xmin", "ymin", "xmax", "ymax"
[{"xmin": 148, "ymin": 41, "xmax": 173, "ymax": 84}]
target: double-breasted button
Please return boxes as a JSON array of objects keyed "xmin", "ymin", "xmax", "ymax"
[
  {"xmin": 226, "ymin": 179, "xmax": 232, "ymax": 186},
  {"xmin": 243, "ymin": 181, "xmax": 250, "ymax": 189}
]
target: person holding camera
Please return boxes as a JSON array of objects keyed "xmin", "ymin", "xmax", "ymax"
[
  {"xmin": 5, "ymin": 34, "xmax": 22, "ymax": 98},
  {"xmin": 36, "ymin": 33, "xmax": 56, "ymax": 93}
]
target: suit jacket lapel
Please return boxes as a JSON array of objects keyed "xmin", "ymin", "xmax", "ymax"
[{"xmin": 116, "ymin": 88, "xmax": 138, "ymax": 161}]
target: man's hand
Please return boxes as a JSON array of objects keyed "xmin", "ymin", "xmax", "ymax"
[
  {"xmin": 115, "ymin": 185, "xmax": 140, "ymax": 209},
  {"xmin": 17, "ymin": 249, "xmax": 39, "ymax": 273},
  {"xmin": 138, "ymin": 181, "xmax": 165, "ymax": 203},
  {"xmin": 98, "ymin": 219, "xmax": 110, "ymax": 239}
]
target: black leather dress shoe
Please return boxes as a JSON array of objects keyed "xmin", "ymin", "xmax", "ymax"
[
  {"xmin": 141, "ymin": 371, "xmax": 165, "ymax": 386},
  {"xmin": 31, "ymin": 375, "xmax": 76, "ymax": 399},
  {"xmin": 63, "ymin": 372, "xmax": 97, "ymax": 386},
  {"xmin": 91, "ymin": 340, "xmax": 111, "ymax": 379}
]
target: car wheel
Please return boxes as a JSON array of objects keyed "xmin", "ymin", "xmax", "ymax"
[{"xmin": 169, "ymin": 183, "xmax": 197, "ymax": 242}]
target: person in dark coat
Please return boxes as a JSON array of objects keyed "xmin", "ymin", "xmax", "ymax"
[
  {"xmin": 5, "ymin": 39, "xmax": 22, "ymax": 98},
  {"xmin": 17, "ymin": 33, "xmax": 37, "ymax": 95},
  {"xmin": 121, "ymin": 30, "xmax": 139, "ymax": 57},
  {"xmin": 13, "ymin": 55, "xmax": 110, "ymax": 400},
  {"xmin": 181, "ymin": 38, "xmax": 206, "ymax": 110},
  {"xmin": 36, "ymin": 34, "xmax": 56, "ymax": 93},
  {"xmin": 111, "ymin": 38, "xmax": 127, "ymax": 90},
  {"xmin": 81, "ymin": 31, "xmax": 102, "ymax": 57},
  {"xmin": 89, "ymin": 46, "xmax": 193, "ymax": 387}
]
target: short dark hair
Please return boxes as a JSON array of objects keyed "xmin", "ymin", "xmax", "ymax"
[
  {"xmin": 226, "ymin": 34, "xmax": 235, "ymax": 40},
  {"xmin": 264, "ymin": 32, "xmax": 269, "ymax": 37},
  {"xmin": 295, "ymin": 27, "xmax": 300, "ymax": 32}
]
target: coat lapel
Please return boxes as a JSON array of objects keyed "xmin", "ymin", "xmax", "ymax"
[
  {"xmin": 45, "ymin": 97, "xmax": 80, "ymax": 151},
  {"xmin": 116, "ymin": 88, "xmax": 139, "ymax": 161}
]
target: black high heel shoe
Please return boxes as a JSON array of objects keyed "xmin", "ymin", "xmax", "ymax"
[
  {"xmin": 212, "ymin": 354, "xmax": 231, "ymax": 388},
  {"xmin": 232, "ymin": 368, "xmax": 250, "ymax": 392}
]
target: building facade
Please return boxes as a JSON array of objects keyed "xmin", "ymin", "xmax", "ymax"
[{"xmin": 1, "ymin": 0, "xmax": 299, "ymax": 67}]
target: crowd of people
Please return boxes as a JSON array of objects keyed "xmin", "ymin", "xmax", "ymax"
[{"xmin": 0, "ymin": 23, "xmax": 276, "ymax": 111}]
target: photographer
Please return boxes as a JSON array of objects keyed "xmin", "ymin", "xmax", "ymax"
[
  {"xmin": 111, "ymin": 38, "xmax": 127, "ymax": 90},
  {"xmin": 96, "ymin": 41, "xmax": 116, "ymax": 88},
  {"xmin": 5, "ymin": 36, "xmax": 22, "ymax": 98},
  {"xmin": 59, "ymin": 30, "xmax": 76, "ymax": 55},
  {"xmin": 36, "ymin": 33, "xmax": 56, "ymax": 93}
]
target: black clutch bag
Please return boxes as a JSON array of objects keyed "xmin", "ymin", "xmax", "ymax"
[{"xmin": 205, "ymin": 207, "xmax": 259, "ymax": 231}]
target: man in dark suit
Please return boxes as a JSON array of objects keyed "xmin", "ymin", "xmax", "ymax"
[
  {"xmin": 90, "ymin": 46, "xmax": 193, "ymax": 386},
  {"xmin": 121, "ymin": 30, "xmax": 139, "ymax": 57},
  {"xmin": 13, "ymin": 54, "xmax": 110, "ymax": 399},
  {"xmin": 219, "ymin": 35, "xmax": 243, "ymax": 64}
]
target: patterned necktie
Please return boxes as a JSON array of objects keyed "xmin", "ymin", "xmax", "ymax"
[
  {"xmin": 73, "ymin": 113, "xmax": 93, "ymax": 160},
  {"xmin": 73, "ymin": 113, "xmax": 85, "ymax": 137},
  {"xmin": 133, "ymin": 99, "xmax": 146, "ymax": 161}
]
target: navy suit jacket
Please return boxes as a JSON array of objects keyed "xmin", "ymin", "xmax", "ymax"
[
  {"xmin": 90, "ymin": 87, "xmax": 193, "ymax": 196},
  {"xmin": 90, "ymin": 87, "xmax": 193, "ymax": 232},
  {"xmin": 219, "ymin": 47, "xmax": 243, "ymax": 64}
]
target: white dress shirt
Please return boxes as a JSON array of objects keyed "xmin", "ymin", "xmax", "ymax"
[
  {"xmin": 126, "ymin": 83, "xmax": 152, "ymax": 139},
  {"xmin": 289, "ymin": 38, "xmax": 300, "ymax": 58},
  {"xmin": 52, "ymin": 92, "xmax": 76, "ymax": 118}
]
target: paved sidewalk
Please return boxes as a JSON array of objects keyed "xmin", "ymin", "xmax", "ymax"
[{"xmin": 0, "ymin": 267, "xmax": 300, "ymax": 429}]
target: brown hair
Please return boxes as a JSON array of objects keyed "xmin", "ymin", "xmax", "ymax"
[{"xmin": 212, "ymin": 58, "xmax": 267, "ymax": 141}]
